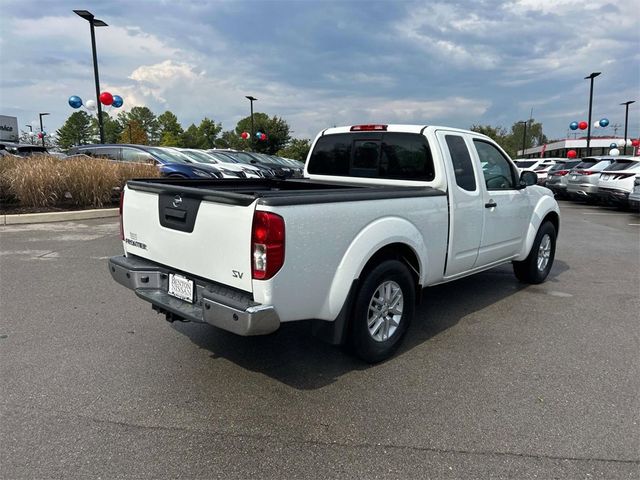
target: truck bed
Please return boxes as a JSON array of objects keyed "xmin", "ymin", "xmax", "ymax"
[{"xmin": 126, "ymin": 178, "xmax": 445, "ymax": 207}]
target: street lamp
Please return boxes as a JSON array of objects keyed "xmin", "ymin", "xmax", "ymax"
[
  {"xmin": 39, "ymin": 113, "xmax": 50, "ymax": 147},
  {"xmin": 517, "ymin": 120, "xmax": 528, "ymax": 157},
  {"xmin": 245, "ymin": 95, "xmax": 257, "ymax": 148},
  {"xmin": 620, "ymin": 100, "xmax": 635, "ymax": 155},
  {"xmin": 74, "ymin": 9, "xmax": 108, "ymax": 144},
  {"xmin": 584, "ymin": 72, "xmax": 601, "ymax": 156}
]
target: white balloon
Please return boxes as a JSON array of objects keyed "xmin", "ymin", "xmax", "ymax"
[
  {"xmin": 85, "ymin": 99, "xmax": 97, "ymax": 111},
  {"xmin": 626, "ymin": 139, "xmax": 632, "ymax": 147},
  {"xmin": 609, "ymin": 148, "xmax": 620, "ymax": 156},
  {"xmin": 593, "ymin": 121, "xmax": 600, "ymax": 128},
  {"xmin": 616, "ymin": 139, "xmax": 625, "ymax": 147}
]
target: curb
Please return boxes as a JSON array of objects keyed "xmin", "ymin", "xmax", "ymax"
[{"xmin": 1, "ymin": 208, "xmax": 119, "ymax": 226}]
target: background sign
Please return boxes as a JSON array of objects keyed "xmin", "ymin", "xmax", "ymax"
[{"xmin": 0, "ymin": 115, "xmax": 19, "ymax": 142}]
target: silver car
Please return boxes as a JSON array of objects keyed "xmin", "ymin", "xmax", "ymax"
[
  {"xmin": 566, "ymin": 156, "xmax": 616, "ymax": 202},
  {"xmin": 628, "ymin": 175, "xmax": 640, "ymax": 211},
  {"xmin": 545, "ymin": 160, "xmax": 581, "ymax": 198}
]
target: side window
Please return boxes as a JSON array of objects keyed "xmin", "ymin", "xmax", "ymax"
[
  {"xmin": 122, "ymin": 148, "xmax": 152, "ymax": 163},
  {"xmin": 445, "ymin": 135, "xmax": 476, "ymax": 191},
  {"xmin": 473, "ymin": 140, "xmax": 516, "ymax": 190},
  {"xmin": 93, "ymin": 148, "xmax": 120, "ymax": 161}
]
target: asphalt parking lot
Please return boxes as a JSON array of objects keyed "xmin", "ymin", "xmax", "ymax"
[{"xmin": 1, "ymin": 201, "xmax": 638, "ymax": 479}]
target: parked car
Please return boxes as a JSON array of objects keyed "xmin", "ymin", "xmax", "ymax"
[
  {"xmin": 67, "ymin": 144, "xmax": 226, "ymax": 179},
  {"xmin": 545, "ymin": 160, "xmax": 581, "ymax": 198},
  {"xmin": 165, "ymin": 148, "xmax": 248, "ymax": 178},
  {"xmin": 209, "ymin": 150, "xmax": 276, "ymax": 178},
  {"xmin": 596, "ymin": 157, "xmax": 640, "ymax": 207},
  {"xmin": 201, "ymin": 150, "xmax": 266, "ymax": 178},
  {"xmin": 566, "ymin": 156, "xmax": 617, "ymax": 202},
  {"xmin": 514, "ymin": 158, "xmax": 561, "ymax": 174},
  {"xmin": 628, "ymin": 175, "xmax": 640, "ymax": 211},
  {"xmin": 214, "ymin": 150, "xmax": 293, "ymax": 179},
  {"xmin": 532, "ymin": 159, "xmax": 564, "ymax": 185},
  {"xmin": 0, "ymin": 143, "xmax": 48, "ymax": 157}
]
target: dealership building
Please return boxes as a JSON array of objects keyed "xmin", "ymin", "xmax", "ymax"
[
  {"xmin": 0, "ymin": 115, "xmax": 19, "ymax": 143},
  {"xmin": 517, "ymin": 137, "xmax": 639, "ymax": 159}
]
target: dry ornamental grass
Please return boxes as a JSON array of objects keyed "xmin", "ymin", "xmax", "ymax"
[{"xmin": 1, "ymin": 154, "xmax": 159, "ymax": 209}]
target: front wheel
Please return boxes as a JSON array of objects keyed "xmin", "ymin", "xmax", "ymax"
[
  {"xmin": 513, "ymin": 221, "xmax": 556, "ymax": 284},
  {"xmin": 350, "ymin": 260, "xmax": 415, "ymax": 363}
]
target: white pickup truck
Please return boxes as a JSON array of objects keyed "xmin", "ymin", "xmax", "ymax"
[{"xmin": 109, "ymin": 124, "xmax": 559, "ymax": 362}]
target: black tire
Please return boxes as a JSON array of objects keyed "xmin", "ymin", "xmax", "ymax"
[
  {"xmin": 350, "ymin": 260, "xmax": 415, "ymax": 363},
  {"xmin": 513, "ymin": 221, "xmax": 556, "ymax": 284}
]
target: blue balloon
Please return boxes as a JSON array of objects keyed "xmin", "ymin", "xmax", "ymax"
[
  {"xmin": 68, "ymin": 95, "xmax": 83, "ymax": 109},
  {"xmin": 255, "ymin": 131, "xmax": 262, "ymax": 138},
  {"xmin": 569, "ymin": 121, "xmax": 579, "ymax": 130},
  {"xmin": 599, "ymin": 118, "xmax": 609, "ymax": 127},
  {"xmin": 610, "ymin": 143, "xmax": 617, "ymax": 148},
  {"xmin": 112, "ymin": 95, "xmax": 124, "ymax": 108}
]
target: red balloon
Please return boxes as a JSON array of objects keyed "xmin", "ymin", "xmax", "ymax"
[
  {"xmin": 38, "ymin": 132, "xmax": 43, "ymax": 139},
  {"xmin": 632, "ymin": 139, "xmax": 640, "ymax": 147},
  {"xmin": 578, "ymin": 121, "xmax": 588, "ymax": 130},
  {"xmin": 241, "ymin": 131, "xmax": 249, "ymax": 139},
  {"xmin": 260, "ymin": 133, "xmax": 267, "ymax": 141},
  {"xmin": 567, "ymin": 150, "xmax": 577, "ymax": 159},
  {"xmin": 99, "ymin": 91, "xmax": 114, "ymax": 106}
]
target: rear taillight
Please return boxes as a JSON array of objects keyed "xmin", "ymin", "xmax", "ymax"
[
  {"xmin": 251, "ymin": 211, "xmax": 285, "ymax": 280},
  {"xmin": 576, "ymin": 170, "xmax": 598, "ymax": 175},
  {"xmin": 119, "ymin": 190, "xmax": 124, "ymax": 241},
  {"xmin": 350, "ymin": 124, "xmax": 388, "ymax": 131},
  {"xmin": 552, "ymin": 170, "xmax": 570, "ymax": 176}
]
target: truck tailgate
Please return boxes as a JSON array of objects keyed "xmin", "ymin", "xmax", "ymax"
[{"xmin": 121, "ymin": 185, "xmax": 255, "ymax": 293}]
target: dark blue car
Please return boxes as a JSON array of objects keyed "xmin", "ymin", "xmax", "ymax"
[{"xmin": 67, "ymin": 144, "xmax": 229, "ymax": 179}]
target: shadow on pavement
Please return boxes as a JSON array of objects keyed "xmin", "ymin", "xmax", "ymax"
[{"xmin": 173, "ymin": 260, "xmax": 570, "ymax": 390}]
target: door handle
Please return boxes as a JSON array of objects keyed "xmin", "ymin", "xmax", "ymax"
[{"xmin": 485, "ymin": 200, "xmax": 497, "ymax": 209}]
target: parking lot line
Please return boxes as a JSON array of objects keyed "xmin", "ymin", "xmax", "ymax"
[{"xmin": 582, "ymin": 212, "xmax": 629, "ymax": 215}]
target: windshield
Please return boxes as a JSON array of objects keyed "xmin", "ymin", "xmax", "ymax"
[
  {"xmin": 145, "ymin": 147, "xmax": 189, "ymax": 164},
  {"xmin": 182, "ymin": 150, "xmax": 219, "ymax": 164},
  {"xmin": 208, "ymin": 151, "xmax": 236, "ymax": 163}
]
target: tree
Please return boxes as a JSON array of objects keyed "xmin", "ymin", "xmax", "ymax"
[
  {"xmin": 56, "ymin": 111, "xmax": 95, "ymax": 150},
  {"xmin": 91, "ymin": 112, "xmax": 123, "ymax": 144},
  {"xmin": 180, "ymin": 124, "xmax": 201, "ymax": 148},
  {"xmin": 470, "ymin": 124, "xmax": 508, "ymax": 144},
  {"xmin": 157, "ymin": 111, "xmax": 183, "ymax": 143},
  {"xmin": 218, "ymin": 130, "xmax": 247, "ymax": 150},
  {"xmin": 117, "ymin": 107, "xmax": 159, "ymax": 145},
  {"xmin": 471, "ymin": 120, "xmax": 548, "ymax": 158},
  {"xmin": 234, "ymin": 113, "xmax": 291, "ymax": 154},
  {"xmin": 117, "ymin": 120, "xmax": 148, "ymax": 144},
  {"xmin": 277, "ymin": 138, "xmax": 311, "ymax": 161},
  {"xmin": 198, "ymin": 117, "xmax": 222, "ymax": 149}
]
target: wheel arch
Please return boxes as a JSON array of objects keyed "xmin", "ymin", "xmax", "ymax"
[{"xmin": 515, "ymin": 195, "xmax": 560, "ymax": 261}]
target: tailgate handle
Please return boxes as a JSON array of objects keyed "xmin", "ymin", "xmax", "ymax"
[{"xmin": 165, "ymin": 207, "xmax": 187, "ymax": 221}]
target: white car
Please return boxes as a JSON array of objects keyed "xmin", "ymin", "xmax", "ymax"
[
  {"xmin": 628, "ymin": 175, "xmax": 640, "ymax": 210},
  {"xmin": 597, "ymin": 158, "xmax": 640, "ymax": 206},
  {"xmin": 566, "ymin": 156, "xmax": 617, "ymax": 202},
  {"xmin": 514, "ymin": 158, "xmax": 562, "ymax": 174}
]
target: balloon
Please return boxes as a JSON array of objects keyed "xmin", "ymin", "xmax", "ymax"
[
  {"xmin": 37, "ymin": 132, "xmax": 43, "ymax": 139},
  {"xmin": 616, "ymin": 139, "xmax": 625, "ymax": 147},
  {"xmin": 593, "ymin": 122, "xmax": 600, "ymax": 128},
  {"xmin": 632, "ymin": 139, "xmax": 640, "ymax": 147},
  {"xmin": 255, "ymin": 131, "xmax": 262, "ymax": 138},
  {"xmin": 567, "ymin": 150, "xmax": 577, "ymax": 159},
  {"xmin": 112, "ymin": 95, "xmax": 124, "ymax": 108},
  {"xmin": 85, "ymin": 99, "xmax": 97, "ymax": 111},
  {"xmin": 260, "ymin": 133, "xmax": 267, "ymax": 141},
  {"xmin": 240, "ymin": 131, "xmax": 249, "ymax": 139},
  {"xmin": 610, "ymin": 143, "xmax": 617, "ymax": 148},
  {"xmin": 99, "ymin": 91, "xmax": 113, "ymax": 106},
  {"xmin": 599, "ymin": 118, "xmax": 609, "ymax": 127},
  {"xmin": 569, "ymin": 121, "xmax": 579, "ymax": 130},
  {"xmin": 578, "ymin": 121, "xmax": 588, "ymax": 130},
  {"xmin": 608, "ymin": 148, "xmax": 620, "ymax": 157},
  {"xmin": 68, "ymin": 95, "xmax": 83, "ymax": 109},
  {"xmin": 626, "ymin": 139, "xmax": 632, "ymax": 147}
]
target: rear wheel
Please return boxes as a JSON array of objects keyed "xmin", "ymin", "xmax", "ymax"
[
  {"xmin": 350, "ymin": 260, "xmax": 415, "ymax": 363},
  {"xmin": 513, "ymin": 221, "xmax": 556, "ymax": 284}
]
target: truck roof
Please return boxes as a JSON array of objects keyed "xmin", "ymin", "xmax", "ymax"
[{"xmin": 320, "ymin": 124, "xmax": 491, "ymax": 139}]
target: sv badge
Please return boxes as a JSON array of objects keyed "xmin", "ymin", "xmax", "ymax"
[{"xmin": 232, "ymin": 270, "xmax": 244, "ymax": 279}]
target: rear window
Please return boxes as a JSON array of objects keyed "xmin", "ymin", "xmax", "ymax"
[
  {"xmin": 604, "ymin": 160, "xmax": 639, "ymax": 171},
  {"xmin": 308, "ymin": 132, "xmax": 435, "ymax": 181},
  {"xmin": 549, "ymin": 160, "xmax": 580, "ymax": 172},
  {"xmin": 515, "ymin": 161, "xmax": 536, "ymax": 168},
  {"xmin": 574, "ymin": 160, "xmax": 598, "ymax": 169}
]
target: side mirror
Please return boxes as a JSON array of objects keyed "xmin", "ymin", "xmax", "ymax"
[{"xmin": 520, "ymin": 170, "xmax": 538, "ymax": 187}]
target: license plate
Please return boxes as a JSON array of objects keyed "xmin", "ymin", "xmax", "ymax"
[
  {"xmin": 168, "ymin": 273, "xmax": 194, "ymax": 303},
  {"xmin": 601, "ymin": 174, "xmax": 609, "ymax": 180},
  {"xmin": 571, "ymin": 175, "xmax": 577, "ymax": 180}
]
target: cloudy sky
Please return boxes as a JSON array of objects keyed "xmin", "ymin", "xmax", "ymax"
[{"xmin": 1, "ymin": 0, "xmax": 638, "ymax": 142}]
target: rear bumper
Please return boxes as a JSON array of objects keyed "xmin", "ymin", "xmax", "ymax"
[
  {"xmin": 567, "ymin": 183, "xmax": 598, "ymax": 196},
  {"xmin": 597, "ymin": 188, "xmax": 630, "ymax": 204},
  {"xmin": 108, "ymin": 255, "xmax": 280, "ymax": 336}
]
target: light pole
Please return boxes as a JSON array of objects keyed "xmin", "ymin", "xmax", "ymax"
[
  {"xmin": 517, "ymin": 120, "xmax": 528, "ymax": 157},
  {"xmin": 245, "ymin": 95, "xmax": 257, "ymax": 149},
  {"xmin": 620, "ymin": 100, "xmax": 635, "ymax": 156},
  {"xmin": 25, "ymin": 124, "xmax": 33, "ymax": 144},
  {"xmin": 74, "ymin": 9, "xmax": 108, "ymax": 144},
  {"xmin": 584, "ymin": 72, "xmax": 601, "ymax": 156},
  {"xmin": 39, "ymin": 113, "xmax": 49, "ymax": 147}
]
